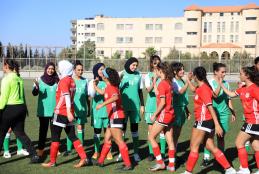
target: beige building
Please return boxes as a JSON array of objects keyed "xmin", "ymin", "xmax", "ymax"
[{"xmin": 70, "ymin": 3, "xmax": 259, "ymax": 59}]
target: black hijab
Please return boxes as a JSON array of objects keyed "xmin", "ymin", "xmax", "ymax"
[
  {"xmin": 92, "ymin": 63, "xmax": 105, "ymax": 80},
  {"xmin": 124, "ymin": 57, "xmax": 138, "ymax": 74},
  {"xmin": 41, "ymin": 62, "xmax": 59, "ymax": 86}
]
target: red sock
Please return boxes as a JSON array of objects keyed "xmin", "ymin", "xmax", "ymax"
[
  {"xmin": 50, "ymin": 142, "xmax": 60, "ymax": 163},
  {"xmin": 168, "ymin": 149, "xmax": 175, "ymax": 167},
  {"xmin": 98, "ymin": 143, "xmax": 111, "ymax": 164},
  {"xmin": 238, "ymin": 147, "xmax": 248, "ymax": 168},
  {"xmin": 186, "ymin": 151, "xmax": 199, "ymax": 172},
  {"xmin": 153, "ymin": 146, "xmax": 163, "ymax": 164},
  {"xmin": 119, "ymin": 142, "xmax": 131, "ymax": 167},
  {"xmin": 213, "ymin": 149, "xmax": 230, "ymax": 169},
  {"xmin": 255, "ymin": 151, "xmax": 259, "ymax": 169},
  {"xmin": 73, "ymin": 139, "xmax": 87, "ymax": 160}
]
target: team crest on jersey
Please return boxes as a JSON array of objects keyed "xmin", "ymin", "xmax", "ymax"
[
  {"xmin": 245, "ymin": 93, "xmax": 250, "ymax": 98},
  {"xmin": 195, "ymin": 95, "xmax": 199, "ymax": 100}
]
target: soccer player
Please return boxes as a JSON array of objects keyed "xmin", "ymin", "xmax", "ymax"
[
  {"xmin": 201, "ymin": 62, "xmax": 236, "ymax": 167},
  {"xmin": 148, "ymin": 62, "xmax": 175, "ymax": 172},
  {"xmin": 119, "ymin": 57, "xmax": 144, "ymax": 162},
  {"xmin": 0, "ymin": 59, "xmax": 39, "ymax": 163},
  {"xmin": 42, "ymin": 60, "xmax": 87, "ymax": 168},
  {"xmin": 88, "ymin": 63, "xmax": 112, "ymax": 160},
  {"xmin": 63, "ymin": 61, "xmax": 90, "ymax": 156},
  {"xmin": 93, "ymin": 68, "xmax": 132, "ymax": 171},
  {"xmin": 144, "ymin": 55, "xmax": 167, "ymax": 161},
  {"xmin": 181, "ymin": 66, "xmax": 236, "ymax": 174},
  {"xmin": 32, "ymin": 62, "xmax": 59, "ymax": 157},
  {"xmin": 220, "ymin": 66, "xmax": 259, "ymax": 174},
  {"xmin": 170, "ymin": 62, "xmax": 191, "ymax": 165}
]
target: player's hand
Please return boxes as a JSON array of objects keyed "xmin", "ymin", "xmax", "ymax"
[
  {"xmin": 231, "ymin": 115, "xmax": 236, "ymax": 122},
  {"xmin": 93, "ymin": 77, "xmax": 99, "ymax": 86},
  {"xmin": 187, "ymin": 72, "xmax": 193, "ymax": 81},
  {"xmin": 215, "ymin": 124, "xmax": 223, "ymax": 137},
  {"xmin": 96, "ymin": 104, "xmax": 103, "ymax": 110},
  {"xmin": 140, "ymin": 106, "xmax": 145, "ymax": 116},
  {"xmin": 150, "ymin": 115, "xmax": 156, "ymax": 123},
  {"xmin": 33, "ymin": 79, "xmax": 39, "ymax": 88},
  {"xmin": 67, "ymin": 112, "xmax": 74, "ymax": 122},
  {"xmin": 187, "ymin": 112, "xmax": 191, "ymax": 120}
]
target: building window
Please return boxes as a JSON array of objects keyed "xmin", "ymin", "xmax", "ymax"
[
  {"xmin": 217, "ymin": 35, "xmax": 220, "ymax": 43},
  {"xmin": 85, "ymin": 24, "xmax": 91, "ymax": 29},
  {"xmin": 203, "ymin": 22, "xmax": 207, "ymax": 33},
  {"xmin": 116, "ymin": 24, "xmax": 124, "ymax": 30},
  {"xmin": 155, "ymin": 24, "xmax": 163, "ymax": 30},
  {"xmin": 230, "ymin": 21, "xmax": 234, "ymax": 33},
  {"xmin": 220, "ymin": 13, "xmax": 224, "ymax": 16},
  {"xmin": 187, "ymin": 32, "xmax": 197, "ymax": 35},
  {"xmin": 235, "ymin": 21, "xmax": 239, "ymax": 32},
  {"xmin": 246, "ymin": 17, "xmax": 257, "ymax": 20},
  {"xmin": 245, "ymin": 31, "xmax": 256, "ymax": 34},
  {"xmin": 203, "ymin": 35, "xmax": 207, "ymax": 43},
  {"xmin": 146, "ymin": 24, "xmax": 153, "ymax": 30},
  {"xmin": 245, "ymin": 45, "xmax": 256, "ymax": 48},
  {"xmin": 155, "ymin": 37, "xmax": 162, "ymax": 43},
  {"xmin": 85, "ymin": 33, "xmax": 91, "ymax": 36},
  {"xmin": 186, "ymin": 45, "xmax": 197, "ymax": 48},
  {"xmin": 91, "ymin": 24, "xmax": 95, "ymax": 28},
  {"xmin": 116, "ymin": 37, "xmax": 124, "ymax": 43},
  {"xmin": 187, "ymin": 18, "xmax": 198, "ymax": 21},
  {"xmin": 145, "ymin": 37, "xmax": 153, "ymax": 43},
  {"xmin": 208, "ymin": 35, "xmax": 212, "ymax": 42},
  {"xmin": 91, "ymin": 33, "xmax": 95, "ymax": 36},
  {"xmin": 208, "ymin": 22, "xmax": 212, "ymax": 33},
  {"xmin": 217, "ymin": 22, "xmax": 221, "ymax": 32},
  {"xmin": 97, "ymin": 50, "xmax": 104, "ymax": 56},
  {"xmin": 235, "ymin": 35, "xmax": 239, "ymax": 42},
  {"xmin": 97, "ymin": 23, "xmax": 104, "ymax": 30},
  {"xmin": 174, "ymin": 37, "xmax": 183, "ymax": 44},
  {"xmin": 230, "ymin": 35, "xmax": 234, "ymax": 43},
  {"xmin": 174, "ymin": 23, "xmax": 183, "ymax": 30},
  {"xmin": 221, "ymin": 35, "xmax": 225, "ymax": 42},
  {"xmin": 125, "ymin": 37, "xmax": 133, "ymax": 43},
  {"xmin": 97, "ymin": 37, "xmax": 104, "ymax": 43},
  {"xmin": 125, "ymin": 24, "xmax": 133, "ymax": 30},
  {"xmin": 237, "ymin": 12, "xmax": 240, "ymax": 15},
  {"xmin": 222, "ymin": 22, "xmax": 225, "ymax": 33},
  {"xmin": 231, "ymin": 12, "xmax": 234, "ymax": 16}
]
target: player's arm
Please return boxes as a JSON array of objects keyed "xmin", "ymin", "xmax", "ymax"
[
  {"xmin": 97, "ymin": 94, "xmax": 119, "ymax": 109},
  {"xmin": 178, "ymin": 81, "xmax": 189, "ymax": 94},
  {"xmin": 207, "ymin": 105, "xmax": 223, "ymax": 137},
  {"xmin": 151, "ymin": 97, "xmax": 165, "ymax": 120},
  {"xmin": 186, "ymin": 72, "xmax": 196, "ymax": 92},
  {"xmin": 93, "ymin": 79, "xmax": 105, "ymax": 95},
  {"xmin": 0, "ymin": 78, "xmax": 11, "ymax": 110},
  {"xmin": 220, "ymin": 80, "xmax": 237, "ymax": 97},
  {"xmin": 228, "ymin": 99, "xmax": 236, "ymax": 122}
]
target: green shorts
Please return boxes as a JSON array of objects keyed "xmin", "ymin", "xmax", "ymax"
[
  {"xmin": 144, "ymin": 112, "xmax": 154, "ymax": 124},
  {"xmin": 124, "ymin": 110, "xmax": 141, "ymax": 124},
  {"xmin": 76, "ymin": 115, "xmax": 87, "ymax": 125},
  {"xmin": 91, "ymin": 117, "xmax": 109, "ymax": 129},
  {"xmin": 218, "ymin": 114, "xmax": 230, "ymax": 133},
  {"xmin": 172, "ymin": 107, "xmax": 187, "ymax": 127}
]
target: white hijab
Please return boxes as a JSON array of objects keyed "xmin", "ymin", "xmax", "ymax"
[{"xmin": 58, "ymin": 60, "xmax": 73, "ymax": 79}]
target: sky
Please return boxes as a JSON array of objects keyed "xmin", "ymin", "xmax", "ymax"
[{"xmin": 1, "ymin": 0, "xmax": 258, "ymax": 47}]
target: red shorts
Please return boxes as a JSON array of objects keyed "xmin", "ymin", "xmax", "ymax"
[{"xmin": 155, "ymin": 110, "xmax": 174, "ymax": 126}]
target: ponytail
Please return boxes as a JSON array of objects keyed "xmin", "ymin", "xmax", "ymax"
[
  {"xmin": 4, "ymin": 58, "xmax": 20, "ymax": 76},
  {"xmin": 193, "ymin": 66, "xmax": 213, "ymax": 90}
]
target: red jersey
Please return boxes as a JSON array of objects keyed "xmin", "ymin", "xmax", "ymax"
[
  {"xmin": 194, "ymin": 83, "xmax": 213, "ymax": 121},
  {"xmin": 54, "ymin": 76, "xmax": 76, "ymax": 116},
  {"xmin": 235, "ymin": 83, "xmax": 259, "ymax": 124},
  {"xmin": 156, "ymin": 80, "xmax": 174, "ymax": 124},
  {"xmin": 104, "ymin": 84, "xmax": 125, "ymax": 119}
]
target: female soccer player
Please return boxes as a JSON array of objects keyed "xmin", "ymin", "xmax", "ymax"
[
  {"xmin": 32, "ymin": 62, "xmax": 59, "ymax": 157},
  {"xmin": 144, "ymin": 55, "xmax": 167, "ymax": 161},
  {"xmin": 170, "ymin": 62, "xmax": 191, "ymax": 165},
  {"xmin": 64, "ymin": 61, "xmax": 90, "ymax": 156},
  {"xmin": 88, "ymin": 63, "xmax": 112, "ymax": 160},
  {"xmin": 148, "ymin": 62, "xmax": 175, "ymax": 172},
  {"xmin": 0, "ymin": 59, "xmax": 39, "ymax": 163},
  {"xmin": 201, "ymin": 62, "xmax": 236, "ymax": 167},
  {"xmin": 119, "ymin": 57, "xmax": 144, "ymax": 162},
  {"xmin": 93, "ymin": 68, "xmax": 132, "ymax": 171},
  {"xmin": 42, "ymin": 60, "xmax": 87, "ymax": 168},
  {"xmin": 220, "ymin": 66, "xmax": 259, "ymax": 174},
  {"xmin": 181, "ymin": 66, "xmax": 236, "ymax": 174}
]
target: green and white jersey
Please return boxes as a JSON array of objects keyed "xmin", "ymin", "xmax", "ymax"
[
  {"xmin": 89, "ymin": 80, "xmax": 108, "ymax": 119},
  {"xmin": 209, "ymin": 79, "xmax": 231, "ymax": 116},
  {"xmin": 37, "ymin": 79, "xmax": 57, "ymax": 117},
  {"xmin": 74, "ymin": 77, "xmax": 88, "ymax": 117},
  {"xmin": 144, "ymin": 72, "xmax": 160, "ymax": 113},
  {"xmin": 120, "ymin": 70, "xmax": 143, "ymax": 111},
  {"xmin": 172, "ymin": 78, "xmax": 189, "ymax": 107}
]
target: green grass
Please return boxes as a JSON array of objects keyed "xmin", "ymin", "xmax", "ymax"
[{"xmin": 0, "ymin": 80, "xmax": 256, "ymax": 174}]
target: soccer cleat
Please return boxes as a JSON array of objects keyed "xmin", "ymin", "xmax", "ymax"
[
  {"xmin": 252, "ymin": 170, "xmax": 259, "ymax": 174},
  {"xmin": 63, "ymin": 151, "xmax": 72, "ymax": 157},
  {"xmin": 225, "ymin": 167, "xmax": 237, "ymax": 174},
  {"xmin": 149, "ymin": 163, "xmax": 166, "ymax": 171},
  {"xmin": 118, "ymin": 165, "xmax": 133, "ymax": 171},
  {"xmin": 30, "ymin": 155, "xmax": 40, "ymax": 163},
  {"xmin": 147, "ymin": 154, "xmax": 155, "ymax": 161},
  {"xmin": 92, "ymin": 158, "xmax": 104, "ymax": 167},
  {"xmin": 166, "ymin": 166, "xmax": 175, "ymax": 172},
  {"xmin": 116, "ymin": 153, "xmax": 122, "ymax": 162},
  {"xmin": 133, "ymin": 153, "xmax": 141, "ymax": 162},
  {"xmin": 74, "ymin": 159, "xmax": 87, "ymax": 168},
  {"xmin": 92, "ymin": 152, "xmax": 99, "ymax": 159},
  {"xmin": 106, "ymin": 152, "xmax": 113, "ymax": 160},
  {"xmin": 3, "ymin": 151, "xmax": 11, "ymax": 159},
  {"xmin": 17, "ymin": 149, "xmax": 29, "ymax": 156},
  {"xmin": 236, "ymin": 167, "xmax": 250, "ymax": 174},
  {"xmin": 180, "ymin": 171, "xmax": 192, "ymax": 174},
  {"xmin": 200, "ymin": 159, "xmax": 210, "ymax": 167},
  {"xmin": 41, "ymin": 161, "xmax": 56, "ymax": 168}
]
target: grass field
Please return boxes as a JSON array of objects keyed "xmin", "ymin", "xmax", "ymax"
[{"xmin": 0, "ymin": 80, "xmax": 257, "ymax": 174}]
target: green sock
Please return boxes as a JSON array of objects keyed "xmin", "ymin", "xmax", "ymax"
[
  {"xmin": 159, "ymin": 133, "xmax": 166, "ymax": 156},
  {"xmin": 66, "ymin": 137, "xmax": 72, "ymax": 151},
  {"xmin": 77, "ymin": 129, "xmax": 84, "ymax": 145},
  {"xmin": 204, "ymin": 148, "xmax": 211, "ymax": 160},
  {"xmin": 132, "ymin": 132, "xmax": 139, "ymax": 154},
  {"xmin": 94, "ymin": 134, "xmax": 101, "ymax": 152},
  {"xmin": 16, "ymin": 138, "xmax": 23, "ymax": 151},
  {"xmin": 3, "ymin": 133, "xmax": 10, "ymax": 152},
  {"xmin": 245, "ymin": 141, "xmax": 251, "ymax": 152}
]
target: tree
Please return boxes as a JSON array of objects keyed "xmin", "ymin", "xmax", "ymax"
[
  {"xmin": 143, "ymin": 47, "xmax": 157, "ymax": 59},
  {"xmin": 200, "ymin": 52, "xmax": 209, "ymax": 59},
  {"xmin": 59, "ymin": 47, "xmax": 73, "ymax": 59},
  {"xmin": 181, "ymin": 52, "xmax": 192, "ymax": 59},
  {"xmin": 6, "ymin": 43, "xmax": 13, "ymax": 58},
  {"xmin": 0, "ymin": 41, "xmax": 3, "ymax": 57},
  {"xmin": 125, "ymin": 50, "xmax": 133, "ymax": 59},
  {"xmin": 111, "ymin": 51, "xmax": 121, "ymax": 59},
  {"xmin": 76, "ymin": 40, "xmax": 96, "ymax": 59},
  {"xmin": 165, "ymin": 47, "xmax": 179, "ymax": 60},
  {"xmin": 19, "ymin": 44, "xmax": 25, "ymax": 58}
]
